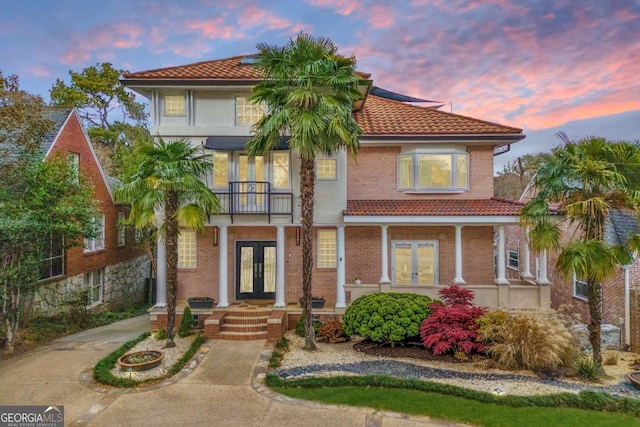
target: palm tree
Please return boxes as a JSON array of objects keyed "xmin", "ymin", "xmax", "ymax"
[
  {"xmin": 247, "ymin": 34, "xmax": 363, "ymax": 350},
  {"xmin": 115, "ymin": 137, "xmax": 220, "ymax": 347},
  {"xmin": 520, "ymin": 135, "xmax": 640, "ymax": 366}
]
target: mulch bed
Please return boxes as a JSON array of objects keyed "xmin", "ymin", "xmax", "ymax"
[{"xmin": 353, "ymin": 339, "xmax": 469, "ymax": 364}]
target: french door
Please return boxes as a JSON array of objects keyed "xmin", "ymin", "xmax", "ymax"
[
  {"xmin": 391, "ymin": 241, "xmax": 438, "ymax": 285},
  {"xmin": 236, "ymin": 241, "xmax": 276, "ymax": 300},
  {"xmin": 235, "ymin": 153, "xmax": 266, "ymax": 212}
]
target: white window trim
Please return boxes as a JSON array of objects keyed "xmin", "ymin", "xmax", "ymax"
[
  {"xmin": 235, "ymin": 96, "xmax": 265, "ymax": 125},
  {"xmin": 117, "ymin": 212, "xmax": 126, "ymax": 247},
  {"xmin": 85, "ymin": 268, "xmax": 104, "ymax": 306},
  {"xmin": 271, "ymin": 151, "xmax": 291, "ymax": 190},
  {"xmin": 84, "ymin": 214, "xmax": 105, "ymax": 253},
  {"xmin": 211, "ymin": 151, "xmax": 230, "ymax": 189},
  {"xmin": 178, "ymin": 230, "xmax": 197, "ymax": 269},
  {"xmin": 40, "ymin": 232, "xmax": 64, "ymax": 281},
  {"xmin": 316, "ymin": 157, "xmax": 338, "ymax": 181},
  {"xmin": 507, "ymin": 250, "xmax": 519, "ymax": 270},
  {"xmin": 573, "ymin": 275, "xmax": 589, "ymax": 301},
  {"xmin": 317, "ymin": 229, "xmax": 337, "ymax": 269},
  {"xmin": 391, "ymin": 240, "xmax": 439, "ymax": 286},
  {"xmin": 397, "ymin": 152, "xmax": 469, "ymax": 192}
]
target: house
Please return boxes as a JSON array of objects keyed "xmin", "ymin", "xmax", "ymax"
[
  {"xmin": 122, "ymin": 55, "xmax": 546, "ymax": 339},
  {"xmin": 32, "ymin": 107, "xmax": 150, "ymax": 314}
]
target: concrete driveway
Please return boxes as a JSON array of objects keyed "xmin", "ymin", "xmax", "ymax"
[{"xmin": 0, "ymin": 315, "xmax": 460, "ymax": 426}]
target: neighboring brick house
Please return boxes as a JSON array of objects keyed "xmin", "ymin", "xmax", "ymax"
[
  {"xmin": 123, "ymin": 55, "xmax": 547, "ymax": 339},
  {"xmin": 33, "ymin": 107, "xmax": 150, "ymax": 314}
]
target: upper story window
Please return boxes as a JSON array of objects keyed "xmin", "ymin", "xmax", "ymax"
[
  {"xmin": 84, "ymin": 214, "xmax": 105, "ymax": 253},
  {"xmin": 212, "ymin": 152, "xmax": 229, "ymax": 188},
  {"xmin": 40, "ymin": 232, "xmax": 64, "ymax": 280},
  {"xmin": 272, "ymin": 151, "xmax": 290, "ymax": 189},
  {"xmin": 316, "ymin": 158, "xmax": 337, "ymax": 180},
  {"xmin": 398, "ymin": 152, "xmax": 468, "ymax": 192},
  {"xmin": 236, "ymin": 96, "xmax": 264, "ymax": 125},
  {"xmin": 164, "ymin": 95, "xmax": 185, "ymax": 116},
  {"xmin": 178, "ymin": 230, "xmax": 197, "ymax": 269},
  {"xmin": 67, "ymin": 152, "xmax": 79, "ymax": 184},
  {"xmin": 117, "ymin": 212, "xmax": 126, "ymax": 247}
]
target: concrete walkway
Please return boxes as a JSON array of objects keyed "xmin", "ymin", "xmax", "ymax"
[{"xmin": 0, "ymin": 315, "xmax": 463, "ymax": 426}]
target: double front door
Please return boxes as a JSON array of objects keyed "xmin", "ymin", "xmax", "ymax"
[
  {"xmin": 392, "ymin": 240, "xmax": 438, "ymax": 285},
  {"xmin": 236, "ymin": 241, "xmax": 276, "ymax": 300}
]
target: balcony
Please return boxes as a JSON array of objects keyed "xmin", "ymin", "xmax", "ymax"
[{"xmin": 213, "ymin": 181, "xmax": 294, "ymax": 223}]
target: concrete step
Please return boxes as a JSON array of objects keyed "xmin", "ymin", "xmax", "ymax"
[
  {"xmin": 217, "ymin": 331, "xmax": 268, "ymax": 341},
  {"xmin": 224, "ymin": 315, "xmax": 271, "ymax": 325},
  {"xmin": 221, "ymin": 323, "xmax": 268, "ymax": 333}
]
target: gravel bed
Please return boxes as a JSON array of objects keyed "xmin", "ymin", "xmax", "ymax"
[{"xmin": 273, "ymin": 333, "xmax": 640, "ymax": 399}]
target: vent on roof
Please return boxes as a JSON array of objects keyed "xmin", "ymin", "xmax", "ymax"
[{"xmin": 239, "ymin": 55, "xmax": 258, "ymax": 65}]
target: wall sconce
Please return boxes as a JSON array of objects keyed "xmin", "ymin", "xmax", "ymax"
[
  {"xmin": 296, "ymin": 226, "xmax": 301, "ymax": 246},
  {"xmin": 213, "ymin": 226, "xmax": 219, "ymax": 246}
]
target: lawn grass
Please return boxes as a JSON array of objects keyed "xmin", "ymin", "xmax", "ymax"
[{"xmin": 272, "ymin": 385, "xmax": 640, "ymax": 426}]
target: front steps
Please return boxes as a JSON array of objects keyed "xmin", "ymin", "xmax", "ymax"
[{"xmin": 204, "ymin": 308, "xmax": 286, "ymax": 341}]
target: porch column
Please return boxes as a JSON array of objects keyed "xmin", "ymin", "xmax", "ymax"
[
  {"xmin": 217, "ymin": 225, "xmax": 229, "ymax": 308},
  {"xmin": 496, "ymin": 226, "xmax": 509, "ymax": 284},
  {"xmin": 155, "ymin": 237, "xmax": 167, "ymax": 307},
  {"xmin": 336, "ymin": 225, "xmax": 346, "ymax": 308},
  {"xmin": 453, "ymin": 226, "xmax": 466, "ymax": 284},
  {"xmin": 380, "ymin": 225, "xmax": 391, "ymax": 284},
  {"xmin": 275, "ymin": 225, "xmax": 286, "ymax": 308},
  {"xmin": 521, "ymin": 226, "xmax": 534, "ymax": 279},
  {"xmin": 537, "ymin": 249, "xmax": 550, "ymax": 285}
]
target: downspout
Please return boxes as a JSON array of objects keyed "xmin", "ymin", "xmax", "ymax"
[{"xmin": 624, "ymin": 264, "xmax": 632, "ymax": 348}]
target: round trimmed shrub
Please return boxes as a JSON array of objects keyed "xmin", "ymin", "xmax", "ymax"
[{"xmin": 343, "ymin": 293, "xmax": 433, "ymax": 346}]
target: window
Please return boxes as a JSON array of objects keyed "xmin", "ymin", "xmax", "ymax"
[
  {"xmin": 117, "ymin": 212, "xmax": 126, "ymax": 247},
  {"xmin": 67, "ymin": 152, "xmax": 79, "ymax": 184},
  {"xmin": 164, "ymin": 95, "xmax": 185, "ymax": 116},
  {"xmin": 178, "ymin": 230, "xmax": 197, "ymax": 269},
  {"xmin": 507, "ymin": 250, "xmax": 519, "ymax": 270},
  {"xmin": 236, "ymin": 96, "xmax": 264, "ymax": 125},
  {"xmin": 135, "ymin": 228, "xmax": 143, "ymax": 244},
  {"xmin": 317, "ymin": 229, "xmax": 337, "ymax": 268},
  {"xmin": 212, "ymin": 152, "xmax": 229, "ymax": 187},
  {"xmin": 317, "ymin": 158, "xmax": 337, "ymax": 180},
  {"xmin": 40, "ymin": 232, "xmax": 64, "ymax": 280},
  {"xmin": 574, "ymin": 278, "xmax": 589, "ymax": 300},
  {"xmin": 84, "ymin": 214, "xmax": 105, "ymax": 252},
  {"xmin": 84, "ymin": 269, "xmax": 104, "ymax": 305},
  {"xmin": 272, "ymin": 151, "xmax": 290, "ymax": 188},
  {"xmin": 398, "ymin": 152, "xmax": 468, "ymax": 191}
]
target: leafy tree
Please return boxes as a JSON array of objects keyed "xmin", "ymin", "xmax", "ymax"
[
  {"xmin": 520, "ymin": 135, "xmax": 640, "ymax": 367},
  {"xmin": 247, "ymin": 34, "xmax": 363, "ymax": 350},
  {"xmin": 114, "ymin": 137, "xmax": 220, "ymax": 347},
  {"xmin": 494, "ymin": 154, "xmax": 542, "ymax": 200}
]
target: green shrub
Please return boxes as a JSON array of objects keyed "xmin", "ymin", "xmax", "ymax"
[
  {"xmin": 295, "ymin": 313, "xmax": 322, "ymax": 337},
  {"xmin": 576, "ymin": 355, "xmax": 601, "ymax": 382},
  {"xmin": 343, "ymin": 293, "xmax": 433, "ymax": 346},
  {"xmin": 476, "ymin": 309, "xmax": 508, "ymax": 343},
  {"xmin": 178, "ymin": 307, "xmax": 193, "ymax": 338},
  {"xmin": 270, "ymin": 336, "xmax": 290, "ymax": 368},
  {"xmin": 153, "ymin": 329, "xmax": 167, "ymax": 340},
  {"xmin": 317, "ymin": 319, "xmax": 349, "ymax": 343},
  {"xmin": 484, "ymin": 311, "xmax": 577, "ymax": 373}
]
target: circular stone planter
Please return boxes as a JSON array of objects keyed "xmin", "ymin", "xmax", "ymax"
[
  {"xmin": 628, "ymin": 371, "xmax": 640, "ymax": 390},
  {"xmin": 117, "ymin": 350, "xmax": 164, "ymax": 372}
]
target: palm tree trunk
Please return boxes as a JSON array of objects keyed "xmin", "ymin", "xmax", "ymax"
[
  {"xmin": 587, "ymin": 280, "xmax": 603, "ymax": 367},
  {"xmin": 300, "ymin": 158, "xmax": 317, "ymax": 351},
  {"xmin": 164, "ymin": 191, "xmax": 179, "ymax": 348}
]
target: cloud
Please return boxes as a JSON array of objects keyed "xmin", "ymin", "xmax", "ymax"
[
  {"xmin": 307, "ymin": 0, "xmax": 362, "ymax": 16},
  {"xmin": 29, "ymin": 65, "xmax": 52, "ymax": 77},
  {"xmin": 169, "ymin": 39, "xmax": 214, "ymax": 58},
  {"xmin": 239, "ymin": 5, "xmax": 291, "ymax": 29},
  {"xmin": 368, "ymin": 5, "xmax": 394, "ymax": 28},
  {"xmin": 60, "ymin": 22, "xmax": 144, "ymax": 65},
  {"xmin": 185, "ymin": 15, "xmax": 240, "ymax": 39}
]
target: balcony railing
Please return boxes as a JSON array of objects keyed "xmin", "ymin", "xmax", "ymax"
[{"xmin": 214, "ymin": 181, "xmax": 294, "ymax": 223}]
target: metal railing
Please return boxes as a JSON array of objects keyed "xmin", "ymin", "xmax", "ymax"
[{"xmin": 214, "ymin": 181, "xmax": 294, "ymax": 223}]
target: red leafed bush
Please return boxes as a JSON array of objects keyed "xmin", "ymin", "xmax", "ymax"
[{"xmin": 420, "ymin": 285, "xmax": 486, "ymax": 355}]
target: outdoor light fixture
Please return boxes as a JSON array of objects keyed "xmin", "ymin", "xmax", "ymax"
[
  {"xmin": 296, "ymin": 227, "xmax": 301, "ymax": 246},
  {"xmin": 213, "ymin": 226, "xmax": 219, "ymax": 246}
]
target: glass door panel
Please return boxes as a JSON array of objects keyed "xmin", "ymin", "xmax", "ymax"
[
  {"xmin": 392, "ymin": 241, "xmax": 438, "ymax": 285},
  {"xmin": 240, "ymin": 246, "xmax": 254, "ymax": 293},
  {"xmin": 394, "ymin": 244, "xmax": 413, "ymax": 285},
  {"xmin": 236, "ymin": 154, "xmax": 265, "ymax": 211},
  {"xmin": 236, "ymin": 242, "xmax": 276, "ymax": 299},
  {"xmin": 263, "ymin": 246, "xmax": 276, "ymax": 293},
  {"xmin": 417, "ymin": 244, "xmax": 435, "ymax": 285}
]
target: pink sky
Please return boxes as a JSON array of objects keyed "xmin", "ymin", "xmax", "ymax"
[{"xmin": 2, "ymin": 0, "xmax": 639, "ymax": 132}]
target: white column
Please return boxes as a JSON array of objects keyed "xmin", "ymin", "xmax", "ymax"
[
  {"xmin": 275, "ymin": 226, "xmax": 286, "ymax": 308},
  {"xmin": 453, "ymin": 226, "xmax": 466, "ymax": 284},
  {"xmin": 155, "ymin": 237, "xmax": 167, "ymax": 307},
  {"xmin": 624, "ymin": 264, "xmax": 631, "ymax": 347},
  {"xmin": 217, "ymin": 225, "xmax": 229, "ymax": 308},
  {"xmin": 336, "ymin": 225, "xmax": 346, "ymax": 308},
  {"xmin": 521, "ymin": 226, "xmax": 534, "ymax": 279},
  {"xmin": 496, "ymin": 226, "xmax": 509, "ymax": 284},
  {"xmin": 380, "ymin": 225, "xmax": 391, "ymax": 283},
  {"xmin": 537, "ymin": 249, "xmax": 550, "ymax": 285}
]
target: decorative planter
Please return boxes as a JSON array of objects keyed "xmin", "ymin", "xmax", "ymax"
[
  {"xmin": 117, "ymin": 350, "xmax": 164, "ymax": 372},
  {"xmin": 628, "ymin": 371, "xmax": 640, "ymax": 390},
  {"xmin": 188, "ymin": 298, "xmax": 215, "ymax": 309},
  {"xmin": 354, "ymin": 279, "xmax": 362, "ymax": 285},
  {"xmin": 300, "ymin": 297, "xmax": 326, "ymax": 309}
]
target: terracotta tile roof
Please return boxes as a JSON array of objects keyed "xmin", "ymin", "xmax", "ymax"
[
  {"xmin": 344, "ymin": 198, "xmax": 525, "ymax": 216},
  {"xmin": 353, "ymin": 95, "xmax": 522, "ymax": 135},
  {"xmin": 123, "ymin": 55, "xmax": 372, "ymax": 81}
]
